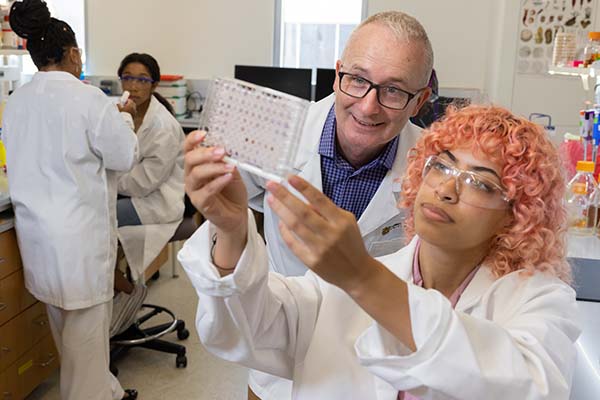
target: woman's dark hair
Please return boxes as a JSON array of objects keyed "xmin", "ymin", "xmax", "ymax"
[
  {"xmin": 118, "ymin": 53, "xmax": 175, "ymax": 116},
  {"xmin": 9, "ymin": 0, "xmax": 78, "ymax": 69}
]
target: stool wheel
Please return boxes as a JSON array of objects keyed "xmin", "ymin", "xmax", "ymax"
[
  {"xmin": 177, "ymin": 328, "xmax": 190, "ymax": 340},
  {"xmin": 176, "ymin": 355, "xmax": 187, "ymax": 368}
]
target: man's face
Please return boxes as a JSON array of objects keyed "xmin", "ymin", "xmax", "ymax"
[{"xmin": 333, "ymin": 23, "xmax": 430, "ymax": 163}]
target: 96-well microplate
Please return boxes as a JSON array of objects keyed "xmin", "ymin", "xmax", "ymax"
[{"xmin": 198, "ymin": 78, "xmax": 310, "ymax": 181}]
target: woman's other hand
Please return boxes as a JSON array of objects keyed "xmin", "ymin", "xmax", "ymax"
[{"xmin": 266, "ymin": 175, "xmax": 373, "ymax": 293}]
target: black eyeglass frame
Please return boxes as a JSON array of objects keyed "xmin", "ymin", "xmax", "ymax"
[{"xmin": 337, "ymin": 71, "xmax": 427, "ymax": 110}]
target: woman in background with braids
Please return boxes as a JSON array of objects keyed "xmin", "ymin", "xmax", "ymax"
[{"xmin": 3, "ymin": 0, "xmax": 139, "ymax": 398}]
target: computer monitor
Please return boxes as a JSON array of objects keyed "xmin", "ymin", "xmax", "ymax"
[
  {"xmin": 315, "ymin": 68, "xmax": 336, "ymax": 102},
  {"xmin": 234, "ymin": 65, "xmax": 312, "ymax": 101}
]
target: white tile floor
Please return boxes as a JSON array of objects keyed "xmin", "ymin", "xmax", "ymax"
[{"xmin": 26, "ymin": 257, "xmax": 249, "ymax": 400}]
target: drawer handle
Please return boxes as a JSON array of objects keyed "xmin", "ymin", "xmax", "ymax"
[
  {"xmin": 0, "ymin": 303, "xmax": 7, "ymax": 312},
  {"xmin": 33, "ymin": 315, "xmax": 48, "ymax": 326},
  {"xmin": 38, "ymin": 353, "xmax": 56, "ymax": 368}
]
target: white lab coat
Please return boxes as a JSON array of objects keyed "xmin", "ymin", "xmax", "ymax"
[
  {"xmin": 242, "ymin": 94, "xmax": 422, "ymax": 278},
  {"xmin": 117, "ymin": 96, "xmax": 185, "ymax": 280},
  {"xmin": 3, "ymin": 71, "xmax": 138, "ymax": 310},
  {"xmin": 179, "ymin": 213, "xmax": 581, "ymax": 400}
]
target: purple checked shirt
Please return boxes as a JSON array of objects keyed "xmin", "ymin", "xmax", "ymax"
[{"xmin": 319, "ymin": 106, "xmax": 399, "ymax": 220}]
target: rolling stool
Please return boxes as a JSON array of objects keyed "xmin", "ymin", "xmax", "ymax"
[{"xmin": 109, "ymin": 217, "xmax": 200, "ymax": 375}]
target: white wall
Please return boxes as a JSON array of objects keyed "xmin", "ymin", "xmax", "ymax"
[
  {"xmin": 368, "ymin": 0, "xmax": 495, "ymax": 94},
  {"xmin": 85, "ymin": 0, "xmax": 598, "ymax": 133},
  {"xmin": 85, "ymin": 0, "xmax": 274, "ymax": 79},
  {"xmin": 369, "ymin": 0, "xmax": 600, "ymax": 135}
]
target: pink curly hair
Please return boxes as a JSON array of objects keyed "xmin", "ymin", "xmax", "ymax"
[{"xmin": 401, "ymin": 105, "xmax": 571, "ymax": 282}]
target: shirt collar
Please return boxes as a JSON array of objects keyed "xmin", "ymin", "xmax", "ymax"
[
  {"xmin": 32, "ymin": 71, "xmax": 80, "ymax": 82},
  {"xmin": 318, "ymin": 104, "xmax": 399, "ymax": 171}
]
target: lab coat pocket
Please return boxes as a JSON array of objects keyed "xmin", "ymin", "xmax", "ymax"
[
  {"xmin": 364, "ymin": 214, "xmax": 405, "ymax": 258},
  {"xmin": 368, "ymin": 238, "xmax": 403, "ymax": 258}
]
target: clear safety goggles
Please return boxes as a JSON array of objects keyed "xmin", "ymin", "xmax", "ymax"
[
  {"xmin": 119, "ymin": 75, "xmax": 155, "ymax": 86},
  {"xmin": 422, "ymin": 155, "xmax": 510, "ymax": 210}
]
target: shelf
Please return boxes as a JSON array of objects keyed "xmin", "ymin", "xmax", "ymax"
[
  {"xmin": 0, "ymin": 49, "xmax": 28, "ymax": 56},
  {"xmin": 568, "ymin": 234, "xmax": 600, "ymax": 260},
  {"xmin": 548, "ymin": 66, "xmax": 593, "ymax": 77},
  {"xmin": 548, "ymin": 66, "xmax": 598, "ymax": 91},
  {"xmin": 0, "ymin": 196, "xmax": 11, "ymax": 213}
]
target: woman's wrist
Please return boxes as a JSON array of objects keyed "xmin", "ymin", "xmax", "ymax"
[
  {"xmin": 212, "ymin": 221, "xmax": 248, "ymax": 274},
  {"xmin": 343, "ymin": 257, "xmax": 387, "ymax": 300}
]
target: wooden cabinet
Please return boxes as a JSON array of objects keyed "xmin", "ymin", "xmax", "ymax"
[{"xmin": 0, "ymin": 229, "xmax": 58, "ymax": 399}]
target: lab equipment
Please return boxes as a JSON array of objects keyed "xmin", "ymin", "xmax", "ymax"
[
  {"xmin": 566, "ymin": 161, "xmax": 597, "ymax": 235},
  {"xmin": 156, "ymin": 75, "xmax": 187, "ymax": 117},
  {"xmin": 198, "ymin": 77, "xmax": 310, "ymax": 182},
  {"xmin": 315, "ymin": 68, "xmax": 336, "ymax": 101},
  {"xmin": 234, "ymin": 65, "xmax": 312, "ymax": 100},
  {"xmin": 119, "ymin": 90, "xmax": 130, "ymax": 106}
]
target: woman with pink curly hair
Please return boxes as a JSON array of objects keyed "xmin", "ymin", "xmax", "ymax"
[{"xmin": 180, "ymin": 105, "xmax": 580, "ymax": 399}]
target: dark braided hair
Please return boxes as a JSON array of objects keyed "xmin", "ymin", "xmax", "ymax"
[
  {"xmin": 118, "ymin": 53, "xmax": 175, "ymax": 116},
  {"xmin": 9, "ymin": 0, "xmax": 78, "ymax": 69}
]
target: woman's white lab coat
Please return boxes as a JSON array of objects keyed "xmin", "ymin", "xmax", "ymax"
[
  {"xmin": 242, "ymin": 94, "xmax": 422, "ymax": 277},
  {"xmin": 179, "ymin": 213, "xmax": 581, "ymax": 400},
  {"xmin": 3, "ymin": 71, "xmax": 138, "ymax": 310},
  {"xmin": 117, "ymin": 95, "xmax": 185, "ymax": 279}
]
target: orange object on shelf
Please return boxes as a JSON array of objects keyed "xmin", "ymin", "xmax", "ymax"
[{"xmin": 160, "ymin": 75, "xmax": 184, "ymax": 81}]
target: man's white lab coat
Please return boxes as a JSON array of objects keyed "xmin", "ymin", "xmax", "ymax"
[{"xmin": 243, "ymin": 93, "xmax": 422, "ymax": 277}]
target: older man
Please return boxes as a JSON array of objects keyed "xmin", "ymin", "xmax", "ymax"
[
  {"xmin": 183, "ymin": 10, "xmax": 433, "ymax": 400},
  {"xmin": 243, "ymin": 11, "xmax": 432, "ymax": 399}
]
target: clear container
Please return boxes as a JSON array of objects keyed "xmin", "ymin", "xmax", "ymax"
[
  {"xmin": 567, "ymin": 161, "xmax": 598, "ymax": 235},
  {"xmin": 584, "ymin": 32, "xmax": 600, "ymax": 67}
]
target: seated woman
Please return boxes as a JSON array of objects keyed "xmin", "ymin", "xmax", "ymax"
[
  {"xmin": 179, "ymin": 105, "xmax": 580, "ymax": 399},
  {"xmin": 113, "ymin": 53, "xmax": 184, "ymax": 297}
]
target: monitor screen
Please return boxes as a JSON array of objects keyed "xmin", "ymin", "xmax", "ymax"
[
  {"xmin": 234, "ymin": 65, "xmax": 312, "ymax": 101},
  {"xmin": 315, "ymin": 68, "xmax": 336, "ymax": 102}
]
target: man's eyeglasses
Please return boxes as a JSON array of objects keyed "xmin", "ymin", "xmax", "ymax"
[
  {"xmin": 338, "ymin": 72, "xmax": 425, "ymax": 110},
  {"xmin": 119, "ymin": 75, "xmax": 155, "ymax": 85},
  {"xmin": 422, "ymin": 155, "xmax": 510, "ymax": 210}
]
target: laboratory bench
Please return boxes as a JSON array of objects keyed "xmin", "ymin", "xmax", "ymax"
[
  {"xmin": 176, "ymin": 115, "xmax": 200, "ymax": 134},
  {"xmin": 0, "ymin": 200, "xmax": 59, "ymax": 399}
]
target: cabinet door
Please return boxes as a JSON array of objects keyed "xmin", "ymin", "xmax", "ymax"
[
  {"xmin": 0, "ymin": 270, "xmax": 37, "ymax": 326},
  {"xmin": 1, "ymin": 335, "xmax": 59, "ymax": 399},
  {"xmin": 0, "ymin": 302, "xmax": 48, "ymax": 371},
  {"xmin": 21, "ymin": 335, "xmax": 59, "ymax": 398},
  {"xmin": 0, "ymin": 363, "xmax": 21, "ymax": 399},
  {"xmin": 0, "ymin": 230, "xmax": 21, "ymax": 281}
]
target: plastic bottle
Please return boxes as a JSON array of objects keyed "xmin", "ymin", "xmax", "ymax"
[
  {"xmin": 2, "ymin": 15, "xmax": 17, "ymax": 49},
  {"xmin": 566, "ymin": 161, "xmax": 597, "ymax": 235},
  {"xmin": 584, "ymin": 32, "xmax": 600, "ymax": 67}
]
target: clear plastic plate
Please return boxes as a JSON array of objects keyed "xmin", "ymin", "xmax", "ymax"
[{"xmin": 198, "ymin": 78, "xmax": 310, "ymax": 182}]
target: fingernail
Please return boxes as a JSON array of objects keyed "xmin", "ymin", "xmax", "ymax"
[
  {"xmin": 224, "ymin": 163, "xmax": 235, "ymax": 171},
  {"xmin": 194, "ymin": 131, "xmax": 206, "ymax": 142},
  {"xmin": 213, "ymin": 148, "xmax": 225, "ymax": 156}
]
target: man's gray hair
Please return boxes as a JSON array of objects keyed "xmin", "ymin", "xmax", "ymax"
[{"xmin": 343, "ymin": 11, "xmax": 434, "ymax": 87}]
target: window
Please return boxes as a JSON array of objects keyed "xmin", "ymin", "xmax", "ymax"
[
  {"xmin": 0, "ymin": 0, "xmax": 86, "ymax": 75},
  {"xmin": 275, "ymin": 0, "xmax": 366, "ymax": 74}
]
